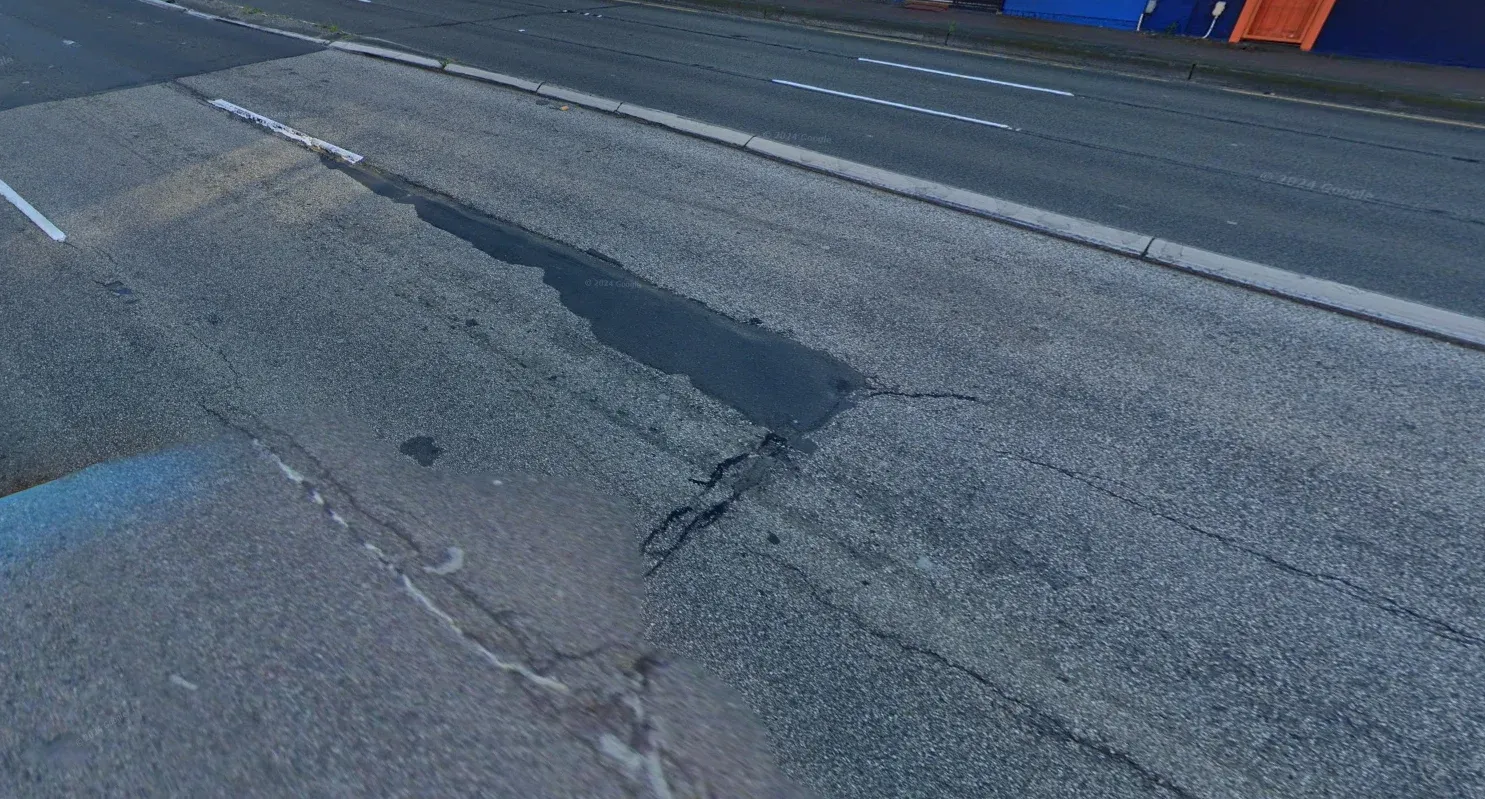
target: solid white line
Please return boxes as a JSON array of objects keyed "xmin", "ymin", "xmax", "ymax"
[
  {"xmin": 771, "ymin": 79, "xmax": 1015, "ymax": 129},
  {"xmin": 858, "ymin": 57, "xmax": 1074, "ymax": 97},
  {"xmin": 208, "ymin": 99, "xmax": 364, "ymax": 163},
  {"xmin": 0, "ymin": 178, "xmax": 66, "ymax": 242}
]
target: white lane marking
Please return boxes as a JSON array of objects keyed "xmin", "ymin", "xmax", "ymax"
[
  {"xmin": 208, "ymin": 99, "xmax": 364, "ymax": 163},
  {"xmin": 0, "ymin": 178, "xmax": 67, "ymax": 242},
  {"xmin": 858, "ymin": 57, "xmax": 1074, "ymax": 96},
  {"xmin": 771, "ymin": 79, "xmax": 1015, "ymax": 130}
]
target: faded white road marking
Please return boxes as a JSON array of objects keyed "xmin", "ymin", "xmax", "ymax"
[
  {"xmin": 0, "ymin": 178, "xmax": 66, "ymax": 241},
  {"xmin": 771, "ymin": 79, "xmax": 1015, "ymax": 130},
  {"xmin": 401, "ymin": 574, "xmax": 570, "ymax": 694},
  {"xmin": 424, "ymin": 546, "xmax": 465, "ymax": 575},
  {"xmin": 259, "ymin": 445, "xmax": 308, "ymax": 484},
  {"xmin": 252, "ymin": 439, "xmax": 567, "ymax": 694},
  {"xmin": 208, "ymin": 99, "xmax": 364, "ymax": 163},
  {"xmin": 858, "ymin": 57, "xmax": 1074, "ymax": 96}
]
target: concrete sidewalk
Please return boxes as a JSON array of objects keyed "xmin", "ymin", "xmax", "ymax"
[{"xmin": 640, "ymin": 0, "xmax": 1485, "ymax": 121}]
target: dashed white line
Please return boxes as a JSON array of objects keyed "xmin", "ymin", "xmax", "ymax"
[
  {"xmin": 0, "ymin": 178, "xmax": 67, "ymax": 242},
  {"xmin": 858, "ymin": 57, "xmax": 1074, "ymax": 97},
  {"xmin": 208, "ymin": 99, "xmax": 364, "ymax": 163},
  {"xmin": 771, "ymin": 79, "xmax": 1015, "ymax": 130}
]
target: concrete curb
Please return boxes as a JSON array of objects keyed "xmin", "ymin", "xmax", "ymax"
[
  {"xmin": 126, "ymin": 0, "xmax": 1485, "ymax": 352},
  {"xmin": 746, "ymin": 137, "xmax": 1152, "ymax": 256},
  {"xmin": 133, "ymin": 0, "xmax": 331, "ymax": 43},
  {"xmin": 217, "ymin": 17, "xmax": 330, "ymax": 45},
  {"xmin": 1145, "ymin": 241, "xmax": 1485, "ymax": 349},
  {"xmin": 445, "ymin": 63, "xmax": 542, "ymax": 93},
  {"xmin": 536, "ymin": 84, "xmax": 623, "ymax": 113},
  {"xmin": 330, "ymin": 41, "xmax": 443, "ymax": 69},
  {"xmin": 615, "ymin": 104, "xmax": 756, "ymax": 147}
]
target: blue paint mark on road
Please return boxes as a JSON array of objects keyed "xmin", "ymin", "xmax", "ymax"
[{"xmin": 0, "ymin": 447, "xmax": 219, "ymax": 571}]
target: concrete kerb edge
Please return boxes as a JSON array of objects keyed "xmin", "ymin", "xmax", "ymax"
[
  {"xmin": 217, "ymin": 17, "xmax": 331, "ymax": 45},
  {"xmin": 535, "ymin": 84, "xmax": 623, "ymax": 113},
  {"xmin": 132, "ymin": 1, "xmax": 1485, "ymax": 352},
  {"xmin": 444, "ymin": 63, "xmax": 542, "ymax": 93},
  {"xmin": 330, "ymin": 41, "xmax": 443, "ymax": 69},
  {"xmin": 1144, "ymin": 241, "xmax": 1485, "ymax": 350},
  {"xmin": 614, "ymin": 104, "xmax": 756, "ymax": 147},
  {"xmin": 133, "ymin": 1, "xmax": 331, "ymax": 44}
]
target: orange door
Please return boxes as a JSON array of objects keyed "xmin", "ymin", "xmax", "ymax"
[
  {"xmin": 1229, "ymin": 0, "xmax": 1337, "ymax": 50},
  {"xmin": 1248, "ymin": 0, "xmax": 1323, "ymax": 41}
]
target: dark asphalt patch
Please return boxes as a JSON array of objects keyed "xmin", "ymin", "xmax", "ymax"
[
  {"xmin": 399, "ymin": 434, "xmax": 444, "ymax": 466},
  {"xmin": 326, "ymin": 157, "xmax": 865, "ymax": 438}
]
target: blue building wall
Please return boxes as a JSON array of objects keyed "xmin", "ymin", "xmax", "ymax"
[
  {"xmin": 1003, "ymin": 0, "xmax": 1246, "ymax": 37},
  {"xmin": 1312, "ymin": 0, "xmax": 1485, "ymax": 69},
  {"xmin": 1001, "ymin": 0, "xmax": 1483, "ymax": 69},
  {"xmin": 1001, "ymin": 0, "xmax": 1149, "ymax": 30},
  {"xmin": 1141, "ymin": 0, "xmax": 1246, "ymax": 39}
]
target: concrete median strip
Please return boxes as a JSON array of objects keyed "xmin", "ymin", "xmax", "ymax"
[
  {"xmin": 133, "ymin": 0, "xmax": 329, "ymax": 43},
  {"xmin": 217, "ymin": 17, "xmax": 330, "ymax": 45},
  {"xmin": 536, "ymin": 84, "xmax": 623, "ymax": 113},
  {"xmin": 330, "ymin": 41, "xmax": 442, "ymax": 69},
  {"xmin": 615, "ymin": 104, "xmax": 755, "ymax": 147},
  {"xmin": 1145, "ymin": 241, "xmax": 1485, "ymax": 349},
  {"xmin": 445, "ymin": 63, "xmax": 541, "ymax": 93},
  {"xmin": 745, "ymin": 137, "xmax": 1152, "ymax": 255},
  {"xmin": 123, "ymin": 0, "xmax": 1485, "ymax": 351}
]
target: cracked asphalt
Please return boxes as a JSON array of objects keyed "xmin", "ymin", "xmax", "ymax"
[{"xmin": 2, "ymin": 12, "xmax": 1484, "ymax": 799}]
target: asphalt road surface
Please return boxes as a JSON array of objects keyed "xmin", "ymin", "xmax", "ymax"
[
  {"xmin": 3, "ymin": 2, "xmax": 1485, "ymax": 797},
  {"xmin": 72, "ymin": 0, "xmax": 1485, "ymax": 317}
]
